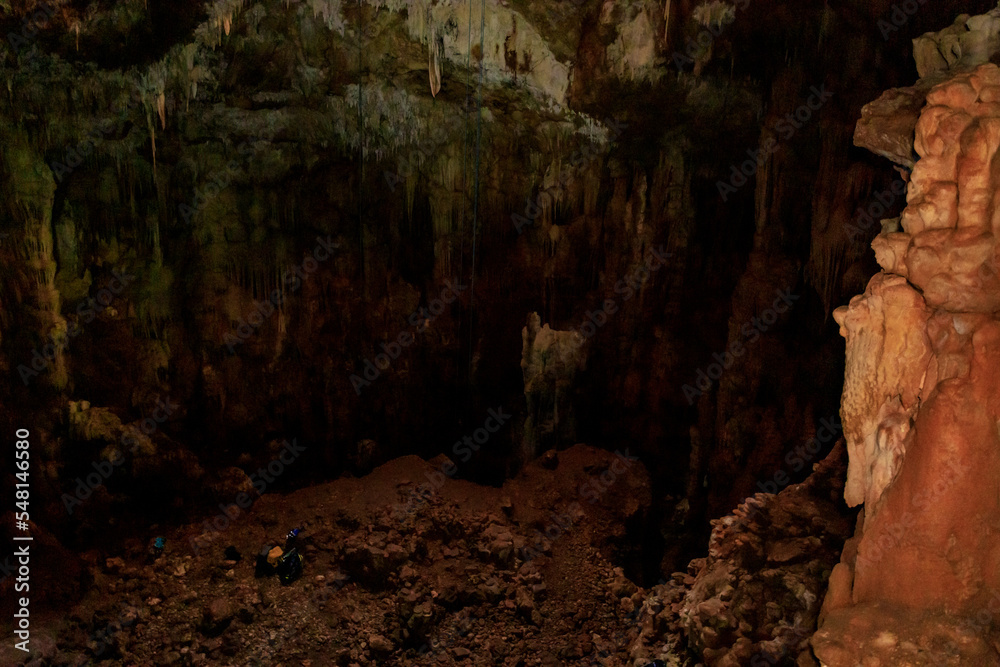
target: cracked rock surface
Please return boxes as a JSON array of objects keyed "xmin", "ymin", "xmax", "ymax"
[{"xmin": 628, "ymin": 442, "xmax": 853, "ymax": 667}]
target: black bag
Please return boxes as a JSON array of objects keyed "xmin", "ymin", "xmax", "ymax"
[
  {"xmin": 277, "ymin": 548, "xmax": 303, "ymax": 585},
  {"xmin": 255, "ymin": 545, "xmax": 275, "ymax": 577}
]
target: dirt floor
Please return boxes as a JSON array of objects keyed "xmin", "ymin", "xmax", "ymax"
[{"xmin": 1, "ymin": 444, "xmax": 664, "ymax": 666}]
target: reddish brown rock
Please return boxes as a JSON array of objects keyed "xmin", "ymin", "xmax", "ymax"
[
  {"xmin": 817, "ymin": 20, "xmax": 1000, "ymax": 667},
  {"xmin": 854, "ymin": 84, "xmax": 939, "ymax": 168},
  {"xmin": 628, "ymin": 443, "xmax": 853, "ymax": 666},
  {"xmin": 833, "ymin": 273, "xmax": 931, "ymax": 512}
]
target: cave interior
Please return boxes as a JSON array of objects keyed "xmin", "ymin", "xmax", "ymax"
[{"xmin": 2, "ymin": 0, "xmax": 1000, "ymax": 665}]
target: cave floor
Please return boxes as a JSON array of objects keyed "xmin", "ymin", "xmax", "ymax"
[{"xmin": 6, "ymin": 445, "xmax": 669, "ymax": 666}]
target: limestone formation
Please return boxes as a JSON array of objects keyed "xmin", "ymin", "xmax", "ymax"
[
  {"xmin": 629, "ymin": 443, "xmax": 853, "ymax": 667},
  {"xmin": 520, "ymin": 313, "xmax": 586, "ymax": 462},
  {"xmin": 912, "ymin": 8, "xmax": 1000, "ymax": 79},
  {"xmin": 428, "ymin": 26, "xmax": 442, "ymax": 98},
  {"xmin": 816, "ymin": 8, "xmax": 1000, "ymax": 665}
]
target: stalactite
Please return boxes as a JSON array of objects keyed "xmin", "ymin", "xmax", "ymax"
[
  {"xmin": 663, "ymin": 0, "xmax": 671, "ymax": 42},
  {"xmin": 692, "ymin": 1, "xmax": 735, "ymax": 31},
  {"xmin": 157, "ymin": 92, "xmax": 166, "ymax": 130},
  {"xmin": 429, "ymin": 23, "xmax": 442, "ymax": 98},
  {"xmin": 307, "ymin": 0, "xmax": 345, "ymax": 34},
  {"xmin": 151, "ymin": 213, "xmax": 161, "ymax": 266},
  {"xmin": 405, "ymin": 168, "xmax": 417, "ymax": 223},
  {"xmin": 368, "ymin": 0, "xmax": 569, "ymax": 105}
]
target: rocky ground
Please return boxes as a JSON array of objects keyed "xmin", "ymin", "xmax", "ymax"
[
  {"xmin": 630, "ymin": 442, "xmax": 855, "ymax": 667},
  {"xmin": 2, "ymin": 444, "xmax": 662, "ymax": 666},
  {"xmin": 1, "ymin": 440, "xmax": 858, "ymax": 667}
]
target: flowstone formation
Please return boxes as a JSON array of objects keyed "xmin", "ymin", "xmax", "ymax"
[
  {"xmin": 520, "ymin": 312, "xmax": 586, "ymax": 463},
  {"xmin": 814, "ymin": 8, "xmax": 1000, "ymax": 665}
]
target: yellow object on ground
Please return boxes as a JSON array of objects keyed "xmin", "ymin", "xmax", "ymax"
[{"xmin": 267, "ymin": 546, "xmax": 284, "ymax": 566}]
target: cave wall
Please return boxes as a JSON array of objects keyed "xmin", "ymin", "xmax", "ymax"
[{"xmin": 1, "ymin": 0, "xmax": 993, "ymax": 556}]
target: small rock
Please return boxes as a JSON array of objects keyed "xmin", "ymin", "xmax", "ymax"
[
  {"xmin": 368, "ymin": 634, "xmax": 393, "ymax": 654},
  {"xmin": 539, "ymin": 450, "xmax": 559, "ymax": 470},
  {"xmin": 201, "ymin": 598, "xmax": 234, "ymax": 637}
]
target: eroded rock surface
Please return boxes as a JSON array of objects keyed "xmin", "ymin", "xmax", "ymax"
[
  {"xmin": 913, "ymin": 8, "xmax": 1000, "ymax": 78},
  {"xmin": 816, "ymin": 9, "xmax": 1000, "ymax": 666},
  {"xmin": 629, "ymin": 443, "xmax": 853, "ymax": 667},
  {"xmin": 854, "ymin": 81, "xmax": 941, "ymax": 168},
  {"xmin": 520, "ymin": 313, "xmax": 586, "ymax": 463}
]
